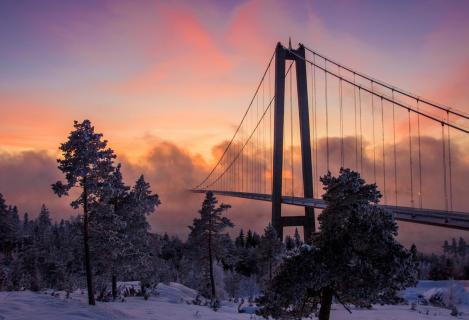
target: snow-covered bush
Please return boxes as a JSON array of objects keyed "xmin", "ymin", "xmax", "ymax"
[
  {"xmin": 156, "ymin": 282, "xmax": 200, "ymax": 304},
  {"xmin": 423, "ymin": 281, "xmax": 469, "ymax": 308}
]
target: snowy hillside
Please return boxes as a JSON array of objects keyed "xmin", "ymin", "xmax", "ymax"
[{"xmin": 1, "ymin": 282, "xmax": 469, "ymax": 320}]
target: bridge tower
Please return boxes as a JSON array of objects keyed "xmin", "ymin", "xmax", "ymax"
[{"xmin": 272, "ymin": 42, "xmax": 315, "ymax": 243}]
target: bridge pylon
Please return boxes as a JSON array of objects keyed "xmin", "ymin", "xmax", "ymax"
[{"xmin": 272, "ymin": 42, "xmax": 315, "ymax": 243}]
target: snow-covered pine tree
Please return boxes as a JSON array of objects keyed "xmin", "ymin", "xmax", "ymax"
[
  {"xmin": 34, "ymin": 205, "xmax": 53, "ymax": 288},
  {"xmin": 217, "ymin": 233, "xmax": 237, "ymax": 271},
  {"xmin": 245, "ymin": 230, "xmax": 261, "ymax": 248},
  {"xmin": 258, "ymin": 168, "xmax": 417, "ymax": 320},
  {"xmin": 235, "ymin": 229, "xmax": 245, "ymax": 248},
  {"xmin": 256, "ymin": 246, "xmax": 327, "ymax": 319},
  {"xmin": 36, "ymin": 205, "xmax": 51, "ymax": 243},
  {"xmin": 451, "ymin": 238, "xmax": 458, "ymax": 255},
  {"xmin": 317, "ymin": 169, "xmax": 417, "ymax": 317},
  {"xmin": 245, "ymin": 230, "xmax": 254, "ymax": 248},
  {"xmin": 234, "ymin": 246, "xmax": 259, "ymax": 278},
  {"xmin": 458, "ymin": 237, "xmax": 467, "ymax": 257},
  {"xmin": 187, "ymin": 191, "xmax": 233, "ymax": 308},
  {"xmin": 159, "ymin": 234, "xmax": 184, "ymax": 282},
  {"xmin": 0, "ymin": 195, "xmax": 23, "ymax": 290},
  {"xmin": 257, "ymin": 224, "xmax": 283, "ymax": 282},
  {"xmin": 0, "ymin": 194, "xmax": 18, "ymax": 258},
  {"xmin": 293, "ymin": 228, "xmax": 302, "ymax": 248},
  {"xmin": 9, "ymin": 206, "xmax": 20, "ymax": 245},
  {"xmin": 52, "ymin": 119, "xmax": 116, "ymax": 305},
  {"xmin": 22, "ymin": 212, "xmax": 30, "ymax": 234},
  {"xmin": 284, "ymin": 235, "xmax": 295, "ymax": 251},
  {"xmin": 443, "ymin": 240, "xmax": 450, "ymax": 254},
  {"xmin": 90, "ymin": 163, "xmax": 130, "ymax": 300},
  {"xmin": 122, "ymin": 174, "xmax": 159, "ymax": 295}
]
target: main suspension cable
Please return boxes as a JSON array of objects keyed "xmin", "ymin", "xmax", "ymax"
[
  {"xmin": 302, "ymin": 44, "xmax": 469, "ymax": 121},
  {"xmin": 284, "ymin": 47, "xmax": 469, "ymax": 134}
]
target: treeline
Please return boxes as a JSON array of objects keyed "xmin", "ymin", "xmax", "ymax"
[
  {"xmin": 0, "ymin": 191, "xmax": 294, "ymax": 302},
  {"xmin": 417, "ymin": 237, "xmax": 469, "ymax": 280},
  {"xmin": 0, "ymin": 174, "xmax": 158, "ymax": 297}
]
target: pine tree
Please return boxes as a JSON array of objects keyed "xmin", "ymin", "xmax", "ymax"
[
  {"xmin": 36, "ymin": 205, "xmax": 52, "ymax": 243},
  {"xmin": 90, "ymin": 163, "xmax": 130, "ymax": 300},
  {"xmin": 284, "ymin": 235, "xmax": 295, "ymax": 251},
  {"xmin": 443, "ymin": 240, "xmax": 450, "ymax": 254},
  {"xmin": 23, "ymin": 212, "xmax": 30, "ymax": 234},
  {"xmin": 245, "ymin": 230, "xmax": 254, "ymax": 248},
  {"xmin": 0, "ymin": 194, "xmax": 18, "ymax": 257},
  {"xmin": 159, "ymin": 234, "xmax": 184, "ymax": 282},
  {"xmin": 245, "ymin": 230, "xmax": 261, "ymax": 248},
  {"xmin": 257, "ymin": 246, "xmax": 327, "ymax": 319},
  {"xmin": 293, "ymin": 228, "xmax": 302, "ymax": 248},
  {"xmin": 258, "ymin": 224, "xmax": 283, "ymax": 282},
  {"xmin": 123, "ymin": 175, "xmax": 160, "ymax": 294},
  {"xmin": 258, "ymin": 168, "xmax": 417, "ymax": 320},
  {"xmin": 187, "ymin": 191, "xmax": 233, "ymax": 306},
  {"xmin": 235, "ymin": 229, "xmax": 245, "ymax": 248},
  {"xmin": 458, "ymin": 237, "xmax": 467, "ymax": 257},
  {"xmin": 410, "ymin": 244, "xmax": 420, "ymax": 278},
  {"xmin": 217, "ymin": 233, "xmax": 237, "ymax": 270},
  {"xmin": 51, "ymin": 120, "xmax": 116, "ymax": 305},
  {"xmin": 451, "ymin": 238, "xmax": 458, "ymax": 255},
  {"xmin": 34, "ymin": 205, "xmax": 54, "ymax": 288}
]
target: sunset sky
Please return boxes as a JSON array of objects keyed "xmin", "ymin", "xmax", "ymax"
[{"xmin": 1, "ymin": 0, "xmax": 469, "ymax": 250}]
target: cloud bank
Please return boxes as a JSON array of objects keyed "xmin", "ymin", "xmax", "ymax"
[{"xmin": 0, "ymin": 134, "xmax": 468, "ymax": 253}]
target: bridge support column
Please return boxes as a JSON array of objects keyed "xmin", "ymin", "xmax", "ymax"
[
  {"xmin": 295, "ymin": 44, "xmax": 315, "ymax": 244},
  {"xmin": 272, "ymin": 43, "xmax": 286, "ymax": 241},
  {"xmin": 271, "ymin": 42, "xmax": 315, "ymax": 244}
]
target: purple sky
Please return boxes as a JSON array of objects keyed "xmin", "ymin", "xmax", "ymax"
[{"xmin": 1, "ymin": 0, "xmax": 468, "ymax": 251}]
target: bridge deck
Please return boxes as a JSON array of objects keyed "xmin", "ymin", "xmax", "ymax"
[{"xmin": 191, "ymin": 190, "xmax": 469, "ymax": 231}]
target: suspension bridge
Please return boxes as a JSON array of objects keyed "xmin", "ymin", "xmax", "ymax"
[{"xmin": 192, "ymin": 41, "xmax": 469, "ymax": 243}]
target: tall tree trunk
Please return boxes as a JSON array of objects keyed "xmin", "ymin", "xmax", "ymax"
[
  {"xmin": 141, "ymin": 281, "xmax": 146, "ymax": 297},
  {"xmin": 269, "ymin": 258, "xmax": 272, "ymax": 281},
  {"xmin": 318, "ymin": 287, "xmax": 333, "ymax": 320},
  {"xmin": 208, "ymin": 219, "xmax": 216, "ymax": 300},
  {"xmin": 112, "ymin": 274, "xmax": 117, "ymax": 300},
  {"xmin": 111, "ymin": 204, "xmax": 118, "ymax": 301},
  {"xmin": 83, "ymin": 180, "xmax": 95, "ymax": 305}
]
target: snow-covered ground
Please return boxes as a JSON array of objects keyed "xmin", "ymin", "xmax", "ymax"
[{"xmin": 1, "ymin": 282, "xmax": 469, "ymax": 320}]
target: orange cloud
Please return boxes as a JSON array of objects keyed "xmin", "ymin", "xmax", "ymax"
[{"xmin": 1, "ymin": 134, "xmax": 468, "ymax": 253}]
